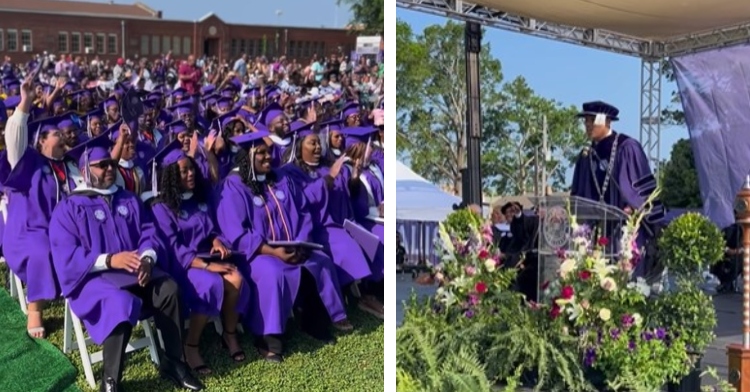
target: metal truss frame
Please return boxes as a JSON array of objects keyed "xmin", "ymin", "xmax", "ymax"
[
  {"xmin": 640, "ymin": 60, "xmax": 661, "ymax": 169},
  {"xmin": 397, "ymin": 0, "xmax": 750, "ymax": 167}
]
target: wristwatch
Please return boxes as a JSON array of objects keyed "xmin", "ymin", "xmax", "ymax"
[{"xmin": 105, "ymin": 254, "xmax": 113, "ymax": 269}]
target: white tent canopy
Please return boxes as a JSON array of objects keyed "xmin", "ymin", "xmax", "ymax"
[{"xmin": 396, "ymin": 161, "xmax": 461, "ymax": 222}]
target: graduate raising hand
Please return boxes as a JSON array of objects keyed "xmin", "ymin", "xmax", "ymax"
[{"xmin": 328, "ymin": 154, "xmax": 349, "ymax": 179}]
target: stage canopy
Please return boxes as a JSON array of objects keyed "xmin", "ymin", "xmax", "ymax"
[
  {"xmin": 471, "ymin": 0, "xmax": 750, "ymax": 41},
  {"xmin": 396, "ymin": 161, "xmax": 461, "ymax": 222}
]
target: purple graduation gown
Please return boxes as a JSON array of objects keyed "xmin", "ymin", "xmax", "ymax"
[
  {"xmin": 570, "ymin": 132, "xmax": 666, "ymax": 275},
  {"xmin": 282, "ymin": 163, "xmax": 374, "ymax": 284},
  {"xmin": 0, "ymin": 148, "xmax": 80, "ymax": 302},
  {"xmin": 49, "ymin": 189, "xmax": 164, "ymax": 345},
  {"xmin": 134, "ymin": 141, "xmax": 156, "ymax": 169},
  {"xmin": 151, "ymin": 197, "xmax": 250, "ymax": 316},
  {"xmin": 370, "ymin": 147, "xmax": 384, "ymax": 174},
  {"xmin": 214, "ymin": 171, "xmax": 346, "ymax": 336}
]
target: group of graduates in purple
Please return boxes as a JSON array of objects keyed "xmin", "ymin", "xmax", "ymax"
[{"xmin": 0, "ymin": 73, "xmax": 385, "ymax": 392}]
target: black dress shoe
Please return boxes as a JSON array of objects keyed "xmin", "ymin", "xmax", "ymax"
[
  {"xmin": 160, "ymin": 359, "xmax": 204, "ymax": 391},
  {"xmin": 304, "ymin": 328, "xmax": 337, "ymax": 345},
  {"xmin": 100, "ymin": 377, "xmax": 125, "ymax": 392}
]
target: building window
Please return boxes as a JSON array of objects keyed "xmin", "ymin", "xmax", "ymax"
[
  {"xmin": 230, "ymin": 39, "xmax": 237, "ymax": 57},
  {"xmin": 302, "ymin": 41, "xmax": 310, "ymax": 58},
  {"xmin": 58, "ymin": 32, "xmax": 69, "ymax": 52},
  {"xmin": 162, "ymin": 36, "xmax": 170, "ymax": 53},
  {"xmin": 140, "ymin": 35, "xmax": 149, "ymax": 56},
  {"xmin": 84, "ymin": 33, "xmax": 93, "ymax": 53},
  {"xmin": 6, "ymin": 29, "xmax": 17, "ymax": 52},
  {"xmin": 96, "ymin": 33, "xmax": 105, "ymax": 54},
  {"xmin": 183, "ymin": 37, "xmax": 191, "ymax": 56},
  {"xmin": 245, "ymin": 40, "xmax": 253, "ymax": 57},
  {"xmin": 21, "ymin": 30, "xmax": 32, "ymax": 51},
  {"xmin": 172, "ymin": 36, "xmax": 180, "ymax": 55},
  {"xmin": 71, "ymin": 32, "xmax": 81, "ymax": 53},
  {"xmin": 107, "ymin": 34, "xmax": 117, "ymax": 54},
  {"xmin": 151, "ymin": 35, "xmax": 160, "ymax": 55},
  {"xmin": 0, "ymin": 30, "xmax": 4, "ymax": 52}
]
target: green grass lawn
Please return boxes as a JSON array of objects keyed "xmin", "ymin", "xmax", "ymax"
[{"xmin": 1, "ymin": 264, "xmax": 384, "ymax": 392}]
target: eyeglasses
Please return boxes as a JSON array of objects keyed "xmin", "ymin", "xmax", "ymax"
[{"xmin": 90, "ymin": 160, "xmax": 116, "ymax": 169}]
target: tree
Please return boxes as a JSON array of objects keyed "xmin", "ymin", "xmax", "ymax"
[
  {"xmin": 659, "ymin": 138, "xmax": 702, "ymax": 208},
  {"xmin": 338, "ymin": 0, "xmax": 383, "ymax": 34},
  {"xmin": 660, "ymin": 60, "xmax": 686, "ymax": 126},
  {"xmin": 397, "ymin": 20, "xmax": 587, "ymax": 196}
]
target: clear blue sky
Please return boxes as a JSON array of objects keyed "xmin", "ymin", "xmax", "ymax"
[
  {"xmin": 398, "ymin": 9, "xmax": 688, "ymax": 161},
  {"xmin": 67, "ymin": 0, "xmax": 352, "ymax": 28}
]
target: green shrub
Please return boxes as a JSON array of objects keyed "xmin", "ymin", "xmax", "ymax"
[{"xmin": 658, "ymin": 212, "xmax": 724, "ymax": 283}]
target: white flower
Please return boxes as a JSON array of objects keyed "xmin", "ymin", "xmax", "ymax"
[
  {"xmin": 484, "ymin": 258, "xmax": 497, "ymax": 272},
  {"xmin": 438, "ymin": 224, "xmax": 455, "ymax": 253},
  {"xmin": 559, "ymin": 259, "xmax": 577, "ymax": 278},
  {"xmin": 633, "ymin": 313, "xmax": 643, "ymax": 326},
  {"xmin": 627, "ymin": 278, "xmax": 651, "ymax": 297},
  {"xmin": 567, "ymin": 304, "xmax": 583, "ymax": 321},
  {"xmin": 434, "ymin": 272, "xmax": 445, "ymax": 282},
  {"xmin": 570, "ymin": 217, "xmax": 579, "ymax": 230},
  {"xmin": 599, "ymin": 308, "xmax": 612, "ymax": 321},
  {"xmin": 600, "ymin": 277, "xmax": 617, "ymax": 291}
]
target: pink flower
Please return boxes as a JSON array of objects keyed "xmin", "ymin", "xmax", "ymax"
[
  {"xmin": 598, "ymin": 237, "xmax": 610, "ymax": 246},
  {"xmin": 579, "ymin": 270, "xmax": 592, "ymax": 280},
  {"xmin": 561, "ymin": 285, "xmax": 574, "ymax": 300},
  {"xmin": 550, "ymin": 304, "xmax": 561, "ymax": 319},
  {"xmin": 475, "ymin": 281, "xmax": 488, "ymax": 294},
  {"xmin": 478, "ymin": 249, "xmax": 490, "ymax": 259},
  {"xmin": 465, "ymin": 266, "xmax": 476, "ymax": 276},
  {"xmin": 468, "ymin": 294, "xmax": 480, "ymax": 306},
  {"xmin": 556, "ymin": 248, "xmax": 567, "ymax": 259}
]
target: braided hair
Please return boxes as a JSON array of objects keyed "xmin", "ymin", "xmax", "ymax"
[
  {"xmin": 154, "ymin": 157, "xmax": 209, "ymax": 214},
  {"xmin": 233, "ymin": 147, "xmax": 276, "ymax": 196}
]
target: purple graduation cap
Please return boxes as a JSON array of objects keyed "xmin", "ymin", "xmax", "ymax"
[
  {"xmin": 0, "ymin": 99, "xmax": 6, "ymax": 123},
  {"xmin": 216, "ymin": 97, "xmax": 233, "ymax": 112},
  {"xmin": 5, "ymin": 79, "xmax": 20, "ymax": 93},
  {"xmin": 167, "ymin": 119, "xmax": 189, "ymax": 135},
  {"xmin": 121, "ymin": 87, "xmax": 144, "ymax": 133},
  {"xmin": 230, "ymin": 129, "xmax": 270, "ymax": 180},
  {"xmin": 201, "ymin": 84, "xmax": 216, "ymax": 95},
  {"xmin": 243, "ymin": 87, "xmax": 261, "ymax": 98},
  {"xmin": 67, "ymin": 125, "xmax": 114, "ymax": 171},
  {"xmin": 146, "ymin": 91, "xmax": 163, "ymax": 102},
  {"xmin": 220, "ymin": 86, "xmax": 235, "ymax": 98},
  {"xmin": 151, "ymin": 84, "xmax": 166, "ymax": 93},
  {"xmin": 202, "ymin": 93, "xmax": 219, "ymax": 108},
  {"xmin": 219, "ymin": 109, "xmax": 243, "ymax": 129},
  {"xmin": 340, "ymin": 102, "xmax": 360, "ymax": 120},
  {"xmin": 28, "ymin": 116, "xmax": 61, "ymax": 147},
  {"xmin": 340, "ymin": 126, "xmax": 376, "ymax": 145},
  {"xmin": 62, "ymin": 81, "xmax": 78, "ymax": 93},
  {"xmin": 265, "ymin": 86, "xmax": 281, "ymax": 101},
  {"xmin": 576, "ymin": 100, "xmax": 620, "ymax": 126},
  {"xmin": 83, "ymin": 108, "xmax": 104, "ymax": 137},
  {"xmin": 171, "ymin": 87, "xmax": 187, "ymax": 101},
  {"xmin": 102, "ymin": 96, "xmax": 118, "ymax": 109},
  {"xmin": 169, "ymin": 100, "xmax": 193, "ymax": 117},
  {"xmin": 148, "ymin": 139, "xmax": 187, "ymax": 197},
  {"xmin": 257, "ymin": 102, "xmax": 284, "ymax": 128},
  {"xmin": 42, "ymin": 84, "xmax": 56, "ymax": 95},
  {"xmin": 142, "ymin": 97, "xmax": 159, "ymax": 112},
  {"xmin": 3, "ymin": 95, "xmax": 20, "ymax": 110}
]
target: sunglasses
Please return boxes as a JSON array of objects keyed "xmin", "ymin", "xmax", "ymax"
[{"xmin": 90, "ymin": 160, "xmax": 116, "ymax": 169}]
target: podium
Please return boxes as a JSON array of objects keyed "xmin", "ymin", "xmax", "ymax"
[{"xmin": 527, "ymin": 195, "xmax": 628, "ymax": 290}]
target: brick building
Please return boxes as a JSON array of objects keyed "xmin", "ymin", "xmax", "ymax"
[{"xmin": 0, "ymin": 0, "xmax": 357, "ymax": 63}]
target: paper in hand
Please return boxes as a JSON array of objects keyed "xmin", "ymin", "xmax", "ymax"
[{"xmin": 343, "ymin": 219, "xmax": 381, "ymax": 260}]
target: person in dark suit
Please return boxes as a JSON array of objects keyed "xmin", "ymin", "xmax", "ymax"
[
  {"xmin": 490, "ymin": 204, "xmax": 512, "ymax": 253},
  {"xmin": 502, "ymin": 202, "xmax": 540, "ymax": 302},
  {"xmin": 712, "ymin": 223, "xmax": 743, "ymax": 293}
]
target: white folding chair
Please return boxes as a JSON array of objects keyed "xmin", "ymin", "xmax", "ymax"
[
  {"xmin": 63, "ymin": 300, "xmax": 161, "ymax": 389},
  {"xmin": 3, "ymin": 262, "xmax": 28, "ymax": 315}
]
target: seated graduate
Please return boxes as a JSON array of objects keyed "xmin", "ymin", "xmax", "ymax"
[
  {"xmin": 319, "ymin": 118, "xmax": 345, "ymax": 161},
  {"xmin": 149, "ymin": 140, "xmax": 251, "ymax": 375},
  {"xmin": 281, "ymin": 123, "xmax": 383, "ymax": 318},
  {"xmin": 0, "ymin": 79, "xmax": 80, "ymax": 338},
  {"xmin": 215, "ymin": 130, "xmax": 351, "ymax": 363},
  {"xmin": 48, "ymin": 132, "xmax": 204, "ymax": 392},
  {"xmin": 338, "ymin": 126, "xmax": 385, "ymax": 301},
  {"xmin": 257, "ymin": 102, "xmax": 293, "ymax": 167},
  {"xmin": 110, "ymin": 122, "xmax": 148, "ymax": 196},
  {"xmin": 204, "ymin": 110, "xmax": 254, "ymax": 181},
  {"xmin": 167, "ymin": 119, "xmax": 211, "ymax": 181}
]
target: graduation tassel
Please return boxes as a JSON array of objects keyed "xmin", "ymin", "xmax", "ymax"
[
  {"xmin": 287, "ymin": 134, "xmax": 297, "ymax": 164},
  {"xmin": 83, "ymin": 147, "xmax": 91, "ymax": 187},
  {"xmin": 33, "ymin": 123, "xmax": 42, "ymax": 148},
  {"xmin": 363, "ymin": 135, "xmax": 372, "ymax": 167},
  {"xmin": 320, "ymin": 125, "xmax": 330, "ymax": 157},
  {"xmin": 151, "ymin": 160, "xmax": 158, "ymax": 197},
  {"xmin": 250, "ymin": 147, "xmax": 257, "ymax": 182}
]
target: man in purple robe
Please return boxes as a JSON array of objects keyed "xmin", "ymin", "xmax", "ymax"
[
  {"xmin": 49, "ymin": 133, "xmax": 203, "ymax": 392},
  {"xmin": 215, "ymin": 130, "xmax": 352, "ymax": 363},
  {"xmin": 257, "ymin": 102, "xmax": 292, "ymax": 167},
  {"xmin": 570, "ymin": 101, "xmax": 665, "ymax": 276}
]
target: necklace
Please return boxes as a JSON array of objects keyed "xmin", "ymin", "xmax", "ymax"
[{"xmin": 589, "ymin": 134, "xmax": 619, "ymax": 203}]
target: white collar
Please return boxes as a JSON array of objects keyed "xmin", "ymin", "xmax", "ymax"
[
  {"xmin": 304, "ymin": 160, "xmax": 319, "ymax": 167},
  {"xmin": 269, "ymin": 134, "xmax": 291, "ymax": 146},
  {"xmin": 119, "ymin": 159, "xmax": 134, "ymax": 169},
  {"xmin": 515, "ymin": 212, "xmax": 522, "ymax": 218},
  {"xmin": 230, "ymin": 167, "xmax": 266, "ymax": 182},
  {"xmin": 331, "ymin": 148, "xmax": 341, "ymax": 156},
  {"xmin": 181, "ymin": 192, "xmax": 194, "ymax": 200},
  {"xmin": 72, "ymin": 184, "xmax": 119, "ymax": 196}
]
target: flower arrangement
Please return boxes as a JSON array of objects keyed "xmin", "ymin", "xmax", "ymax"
[
  {"xmin": 433, "ymin": 208, "xmax": 517, "ymax": 315},
  {"xmin": 540, "ymin": 211, "xmax": 693, "ymax": 390}
]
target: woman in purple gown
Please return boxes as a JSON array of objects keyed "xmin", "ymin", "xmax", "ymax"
[
  {"xmin": 0, "ymin": 82, "xmax": 78, "ymax": 338},
  {"xmin": 281, "ymin": 123, "xmax": 384, "ymax": 318},
  {"xmin": 167, "ymin": 119, "xmax": 210, "ymax": 181},
  {"xmin": 338, "ymin": 126, "xmax": 385, "ymax": 302},
  {"xmin": 150, "ymin": 140, "xmax": 251, "ymax": 374},
  {"xmin": 110, "ymin": 123, "xmax": 149, "ymax": 196},
  {"xmin": 215, "ymin": 130, "xmax": 352, "ymax": 363}
]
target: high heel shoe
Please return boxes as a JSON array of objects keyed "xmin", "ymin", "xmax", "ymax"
[{"xmin": 221, "ymin": 331, "xmax": 246, "ymax": 363}]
